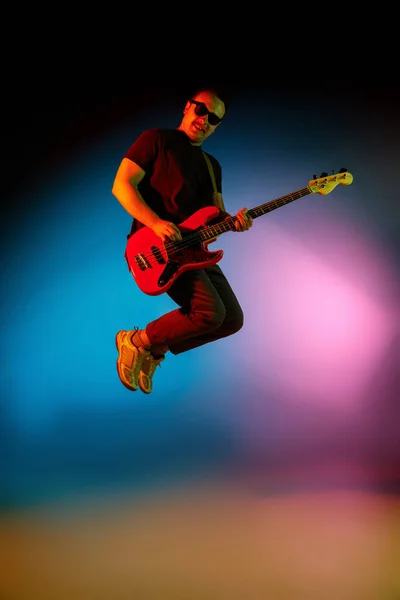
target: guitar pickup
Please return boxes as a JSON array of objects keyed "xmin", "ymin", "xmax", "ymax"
[
  {"xmin": 151, "ymin": 246, "xmax": 166, "ymax": 264},
  {"xmin": 134, "ymin": 254, "xmax": 151, "ymax": 271}
]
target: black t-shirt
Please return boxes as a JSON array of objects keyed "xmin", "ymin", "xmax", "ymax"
[{"xmin": 124, "ymin": 128, "xmax": 222, "ymax": 235}]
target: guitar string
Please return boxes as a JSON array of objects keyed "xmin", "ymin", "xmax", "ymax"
[
  {"xmin": 131, "ymin": 174, "xmax": 350, "ymax": 268},
  {"xmin": 134, "ymin": 190, "xmax": 313, "ymax": 267},
  {"xmin": 134, "ymin": 219, "xmax": 233, "ymax": 268}
]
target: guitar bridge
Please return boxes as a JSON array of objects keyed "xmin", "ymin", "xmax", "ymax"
[{"xmin": 134, "ymin": 253, "xmax": 151, "ymax": 271}]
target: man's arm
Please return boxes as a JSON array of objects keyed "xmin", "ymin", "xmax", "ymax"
[
  {"xmin": 112, "ymin": 158, "xmax": 159, "ymax": 227},
  {"xmin": 112, "ymin": 158, "xmax": 182, "ymax": 242}
]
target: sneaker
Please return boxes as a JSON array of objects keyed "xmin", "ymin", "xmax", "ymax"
[
  {"xmin": 138, "ymin": 354, "xmax": 165, "ymax": 394},
  {"xmin": 115, "ymin": 329, "xmax": 150, "ymax": 391}
]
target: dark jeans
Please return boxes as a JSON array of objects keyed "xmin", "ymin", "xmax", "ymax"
[{"xmin": 145, "ymin": 264, "xmax": 244, "ymax": 355}]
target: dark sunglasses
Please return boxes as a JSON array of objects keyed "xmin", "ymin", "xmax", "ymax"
[{"xmin": 189, "ymin": 99, "xmax": 223, "ymax": 126}]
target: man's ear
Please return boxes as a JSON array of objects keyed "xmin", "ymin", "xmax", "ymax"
[{"xmin": 183, "ymin": 101, "xmax": 191, "ymax": 114}]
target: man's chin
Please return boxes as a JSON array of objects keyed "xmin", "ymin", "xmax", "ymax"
[{"xmin": 187, "ymin": 130, "xmax": 205, "ymax": 144}]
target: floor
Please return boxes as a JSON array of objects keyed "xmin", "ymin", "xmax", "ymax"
[{"xmin": 2, "ymin": 477, "xmax": 400, "ymax": 600}]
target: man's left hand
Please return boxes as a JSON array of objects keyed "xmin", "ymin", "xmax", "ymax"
[{"xmin": 234, "ymin": 207, "xmax": 253, "ymax": 232}]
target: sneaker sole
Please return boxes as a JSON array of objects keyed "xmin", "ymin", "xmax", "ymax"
[
  {"xmin": 138, "ymin": 355, "xmax": 164, "ymax": 395},
  {"xmin": 138, "ymin": 373, "xmax": 151, "ymax": 395},
  {"xmin": 115, "ymin": 331, "xmax": 138, "ymax": 392}
]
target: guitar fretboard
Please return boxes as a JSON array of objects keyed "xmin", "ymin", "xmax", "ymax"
[{"xmin": 201, "ymin": 186, "xmax": 311, "ymax": 241}]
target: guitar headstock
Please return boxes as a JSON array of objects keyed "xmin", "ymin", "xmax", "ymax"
[{"xmin": 309, "ymin": 168, "xmax": 353, "ymax": 196}]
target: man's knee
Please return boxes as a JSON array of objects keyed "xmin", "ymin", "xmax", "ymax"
[{"xmin": 229, "ymin": 308, "xmax": 244, "ymax": 335}]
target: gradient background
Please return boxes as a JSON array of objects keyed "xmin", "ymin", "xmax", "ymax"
[{"xmin": 2, "ymin": 78, "xmax": 399, "ymax": 598}]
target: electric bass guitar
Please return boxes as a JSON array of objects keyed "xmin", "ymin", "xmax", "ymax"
[{"xmin": 125, "ymin": 169, "xmax": 353, "ymax": 296}]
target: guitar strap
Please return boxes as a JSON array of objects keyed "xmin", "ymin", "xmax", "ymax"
[{"xmin": 202, "ymin": 151, "xmax": 218, "ymax": 202}]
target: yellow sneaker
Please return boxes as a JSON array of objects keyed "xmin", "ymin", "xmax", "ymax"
[
  {"xmin": 138, "ymin": 354, "xmax": 165, "ymax": 394},
  {"xmin": 115, "ymin": 329, "xmax": 150, "ymax": 391}
]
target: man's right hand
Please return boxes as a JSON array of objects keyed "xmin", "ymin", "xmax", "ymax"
[{"xmin": 152, "ymin": 219, "xmax": 182, "ymax": 243}]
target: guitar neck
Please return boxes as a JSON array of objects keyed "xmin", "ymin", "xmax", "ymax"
[
  {"xmin": 248, "ymin": 186, "xmax": 311, "ymax": 220},
  {"xmin": 202, "ymin": 186, "xmax": 311, "ymax": 241}
]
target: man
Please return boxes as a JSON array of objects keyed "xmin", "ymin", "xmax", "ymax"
[{"xmin": 112, "ymin": 87, "xmax": 253, "ymax": 394}]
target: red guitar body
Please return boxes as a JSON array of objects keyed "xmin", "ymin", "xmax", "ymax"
[{"xmin": 125, "ymin": 206, "xmax": 224, "ymax": 296}]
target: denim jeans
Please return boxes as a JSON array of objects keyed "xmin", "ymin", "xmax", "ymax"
[{"xmin": 145, "ymin": 264, "xmax": 244, "ymax": 355}]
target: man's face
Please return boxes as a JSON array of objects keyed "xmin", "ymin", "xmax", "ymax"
[{"xmin": 180, "ymin": 91, "xmax": 225, "ymax": 145}]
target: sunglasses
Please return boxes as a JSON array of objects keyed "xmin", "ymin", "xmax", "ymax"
[{"xmin": 189, "ymin": 99, "xmax": 223, "ymax": 126}]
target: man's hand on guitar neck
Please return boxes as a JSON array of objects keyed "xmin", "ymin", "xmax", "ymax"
[{"xmin": 233, "ymin": 207, "xmax": 253, "ymax": 232}]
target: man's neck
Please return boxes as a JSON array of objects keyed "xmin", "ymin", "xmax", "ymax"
[{"xmin": 176, "ymin": 127, "xmax": 202, "ymax": 147}]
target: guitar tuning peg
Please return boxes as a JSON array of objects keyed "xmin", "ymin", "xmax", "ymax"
[
  {"xmin": 332, "ymin": 169, "xmax": 335, "ymax": 174},
  {"xmin": 313, "ymin": 174, "xmax": 317, "ymax": 179},
  {"xmin": 339, "ymin": 167, "xmax": 347, "ymax": 173},
  {"xmin": 320, "ymin": 172, "xmax": 328, "ymax": 178}
]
